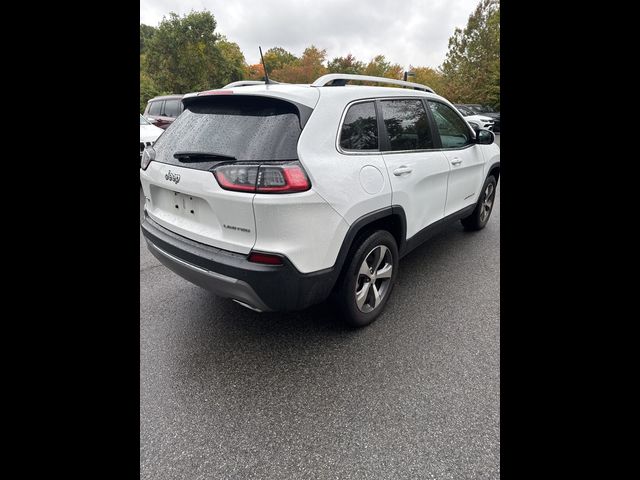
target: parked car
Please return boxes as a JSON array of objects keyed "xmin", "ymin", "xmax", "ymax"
[
  {"xmin": 454, "ymin": 104, "xmax": 495, "ymax": 131},
  {"xmin": 140, "ymin": 115, "xmax": 164, "ymax": 159},
  {"xmin": 460, "ymin": 103, "xmax": 500, "ymax": 132},
  {"xmin": 140, "ymin": 74, "xmax": 500, "ymax": 327},
  {"xmin": 143, "ymin": 94, "xmax": 185, "ymax": 129}
]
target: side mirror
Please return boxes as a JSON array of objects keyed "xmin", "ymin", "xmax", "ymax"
[{"xmin": 476, "ymin": 129, "xmax": 495, "ymax": 145}]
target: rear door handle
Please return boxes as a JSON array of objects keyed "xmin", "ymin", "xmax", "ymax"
[
  {"xmin": 393, "ymin": 166, "xmax": 413, "ymax": 176},
  {"xmin": 450, "ymin": 158, "xmax": 462, "ymax": 166}
]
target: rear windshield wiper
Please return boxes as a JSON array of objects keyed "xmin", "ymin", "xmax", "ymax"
[{"xmin": 173, "ymin": 151, "xmax": 236, "ymax": 162}]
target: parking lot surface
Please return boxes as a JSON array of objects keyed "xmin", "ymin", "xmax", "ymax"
[{"xmin": 140, "ymin": 136, "xmax": 500, "ymax": 479}]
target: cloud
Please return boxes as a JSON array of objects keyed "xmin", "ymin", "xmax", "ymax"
[{"xmin": 140, "ymin": 0, "xmax": 480, "ymax": 69}]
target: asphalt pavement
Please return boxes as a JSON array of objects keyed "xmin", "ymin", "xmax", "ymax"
[{"xmin": 140, "ymin": 136, "xmax": 500, "ymax": 479}]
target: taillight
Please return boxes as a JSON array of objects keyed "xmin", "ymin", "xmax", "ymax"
[
  {"xmin": 212, "ymin": 161, "xmax": 311, "ymax": 193},
  {"xmin": 248, "ymin": 251, "xmax": 283, "ymax": 265},
  {"xmin": 141, "ymin": 146, "xmax": 155, "ymax": 170}
]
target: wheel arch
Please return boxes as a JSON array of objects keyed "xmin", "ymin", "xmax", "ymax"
[
  {"xmin": 487, "ymin": 161, "xmax": 500, "ymax": 183},
  {"xmin": 330, "ymin": 206, "xmax": 407, "ymax": 289}
]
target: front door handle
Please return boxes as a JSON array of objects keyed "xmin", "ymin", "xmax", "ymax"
[
  {"xmin": 450, "ymin": 158, "xmax": 462, "ymax": 166},
  {"xmin": 393, "ymin": 166, "xmax": 413, "ymax": 176}
]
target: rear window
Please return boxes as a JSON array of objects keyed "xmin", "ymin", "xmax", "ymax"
[
  {"xmin": 340, "ymin": 102, "xmax": 378, "ymax": 151},
  {"xmin": 147, "ymin": 101, "xmax": 162, "ymax": 116},
  {"xmin": 163, "ymin": 99, "xmax": 181, "ymax": 117},
  {"xmin": 152, "ymin": 96, "xmax": 304, "ymax": 168}
]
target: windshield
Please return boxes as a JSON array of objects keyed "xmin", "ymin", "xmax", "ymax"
[
  {"xmin": 140, "ymin": 115, "xmax": 150, "ymax": 125},
  {"xmin": 152, "ymin": 95, "xmax": 304, "ymax": 170}
]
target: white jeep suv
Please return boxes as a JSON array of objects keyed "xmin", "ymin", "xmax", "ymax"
[{"xmin": 140, "ymin": 74, "xmax": 500, "ymax": 327}]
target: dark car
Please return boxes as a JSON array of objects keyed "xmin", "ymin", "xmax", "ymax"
[
  {"xmin": 143, "ymin": 94, "xmax": 185, "ymax": 129},
  {"xmin": 460, "ymin": 104, "xmax": 500, "ymax": 132}
]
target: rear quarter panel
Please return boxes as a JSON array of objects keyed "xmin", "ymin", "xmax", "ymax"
[{"xmin": 297, "ymin": 93, "xmax": 393, "ymax": 226}]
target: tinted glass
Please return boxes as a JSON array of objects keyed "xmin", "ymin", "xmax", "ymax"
[
  {"xmin": 153, "ymin": 96, "xmax": 303, "ymax": 169},
  {"xmin": 340, "ymin": 102, "xmax": 378, "ymax": 150},
  {"xmin": 380, "ymin": 99, "xmax": 433, "ymax": 151},
  {"xmin": 163, "ymin": 99, "xmax": 181, "ymax": 117},
  {"xmin": 148, "ymin": 101, "xmax": 162, "ymax": 115},
  {"xmin": 428, "ymin": 101, "xmax": 472, "ymax": 149}
]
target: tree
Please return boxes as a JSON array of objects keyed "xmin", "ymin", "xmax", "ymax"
[
  {"xmin": 140, "ymin": 71, "xmax": 167, "ymax": 113},
  {"xmin": 327, "ymin": 54, "xmax": 365, "ymax": 75},
  {"xmin": 410, "ymin": 66, "xmax": 445, "ymax": 94},
  {"xmin": 142, "ymin": 11, "xmax": 245, "ymax": 94},
  {"xmin": 271, "ymin": 45, "xmax": 327, "ymax": 83},
  {"xmin": 440, "ymin": 0, "xmax": 500, "ymax": 108},
  {"xmin": 140, "ymin": 24, "xmax": 156, "ymax": 53},
  {"xmin": 363, "ymin": 55, "xmax": 403, "ymax": 83},
  {"xmin": 262, "ymin": 47, "xmax": 298, "ymax": 75},
  {"xmin": 245, "ymin": 63, "xmax": 265, "ymax": 80},
  {"xmin": 217, "ymin": 37, "xmax": 247, "ymax": 84}
]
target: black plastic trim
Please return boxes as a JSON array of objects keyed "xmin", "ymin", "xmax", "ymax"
[
  {"xmin": 141, "ymin": 214, "xmax": 335, "ymax": 311},
  {"xmin": 486, "ymin": 161, "xmax": 501, "ymax": 181},
  {"xmin": 401, "ymin": 204, "xmax": 476, "ymax": 258}
]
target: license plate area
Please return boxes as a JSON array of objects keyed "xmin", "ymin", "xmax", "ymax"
[{"xmin": 171, "ymin": 191, "xmax": 198, "ymax": 217}]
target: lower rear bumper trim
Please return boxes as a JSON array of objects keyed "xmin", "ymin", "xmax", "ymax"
[{"xmin": 146, "ymin": 240, "xmax": 272, "ymax": 312}]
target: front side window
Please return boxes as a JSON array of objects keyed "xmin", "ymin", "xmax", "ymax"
[
  {"xmin": 163, "ymin": 99, "xmax": 181, "ymax": 118},
  {"xmin": 380, "ymin": 99, "xmax": 433, "ymax": 151},
  {"xmin": 428, "ymin": 101, "xmax": 472, "ymax": 149},
  {"xmin": 148, "ymin": 101, "xmax": 162, "ymax": 116},
  {"xmin": 340, "ymin": 102, "xmax": 378, "ymax": 151}
]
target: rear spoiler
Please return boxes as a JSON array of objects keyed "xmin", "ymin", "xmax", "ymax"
[{"xmin": 180, "ymin": 91, "xmax": 314, "ymax": 129}]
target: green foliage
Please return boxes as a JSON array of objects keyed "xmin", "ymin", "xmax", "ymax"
[
  {"xmin": 262, "ymin": 47, "xmax": 298, "ymax": 75},
  {"xmin": 140, "ymin": 70, "xmax": 167, "ymax": 113},
  {"xmin": 270, "ymin": 46, "xmax": 328, "ymax": 83},
  {"xmin": 327, "ymin": 54, "xmax": 365, "ymax": 75},
  {"xmin": 141, "ymin": 11, "xmax": 246, "ymax": 95},
  {"xmin": 140, "ymin": 24, "xmax": 156, "ymax": 53},
  {"xmin": 217, "ymin": 37, "xmax": 247, "ymax": 84},
  {"xmin": 440, "ymin": 0, "xmax": 500, "ymax": 108},
  {"xmin": 363, "ymin": 55, "xmax": 403, "ymax": 79},
  {"xmin": 139, "ymin": 4, "xmax": 499, "ymax": 111},
  {"xmin": 410, "ymin": 66, "xmax": 445, "ymax": 94}
]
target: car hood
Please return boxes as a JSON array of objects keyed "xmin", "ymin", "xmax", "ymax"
[
  {"xmin": 140, "ymin": 124, "xmax": 164, "ymax": 141},
  {"xmin": 464, "ymin": 114, "xmax": 494, "ymax": 122}
]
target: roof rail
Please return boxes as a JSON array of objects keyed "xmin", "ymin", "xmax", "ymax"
[
  {"xmin": 311, "ymin": 73, "xmax": 435, "ymax": 93},
  {"xmin": 222, "ymin": 80, "xmax": 281, "ymax": 89}
]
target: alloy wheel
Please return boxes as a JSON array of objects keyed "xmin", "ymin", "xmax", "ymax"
[
  {"xmin": 355, "ymin": 245, "xmax": 393, "ymax": 313},
  {"xmin": 480, "ymin": 183, "xmax": 495, "ymax": 223}
]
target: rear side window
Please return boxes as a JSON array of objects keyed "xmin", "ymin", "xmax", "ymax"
[
  {"xmin": 152, "ymin": 95, "xmax": 304, "ymax": 169},
  {"xmin": 340, "ymin": 102, "xmax": 378, "ymax": 151},
  {"xmin": 163, "ymin": 99, "xmax": 181, "ymax": 117},
  {"xmin": 428, "ymin": 101, "xmax": 472, "ymax": 149},
  {"xmin": 380, "ymin": 99, "xmax": 433, "ymax": 151},
  {"xmin": 147, "ymin": 101, "xmax": 162, "ymax": 116}
]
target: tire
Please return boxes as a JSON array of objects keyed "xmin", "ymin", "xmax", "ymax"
[
  {"xmin": 335, "ymin": 230, "xmax": 399, "ymax": 327},
  {"xmin": 461, "ymin": 175, "xmax": 497, "ymax": 231}
]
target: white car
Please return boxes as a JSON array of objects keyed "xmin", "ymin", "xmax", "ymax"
[
  {"xmin": 454, "ymin": 104, "xmax": 495, "ymax": 131},
  {"xmin": 140, "ymin": 114, "xmax": 164, "ymax": 159},
  {"xmin": 140, "ymin": 74, "xmax": 500, "ymax": 327}
]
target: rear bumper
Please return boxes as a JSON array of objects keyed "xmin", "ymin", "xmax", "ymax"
[{"xmin": 141, "ymin": 213, "xmax": 337, "ymax": 312}]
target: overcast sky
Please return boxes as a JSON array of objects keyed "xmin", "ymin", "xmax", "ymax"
[{"xmin": 140, "ymin": 0, "xmax": 479, "ymax": 70}]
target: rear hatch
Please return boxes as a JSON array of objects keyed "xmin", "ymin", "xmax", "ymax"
[{"xmin": 141, "ymin": 94, "xmax": 310, "ymax": 254}]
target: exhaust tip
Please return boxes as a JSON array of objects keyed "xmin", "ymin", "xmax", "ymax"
[{"xmin": 232, "ymin": 299, "xmax": 263, "ymax": 312}]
